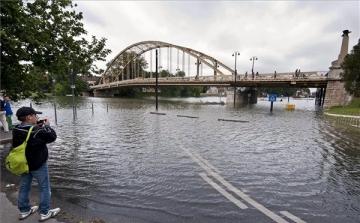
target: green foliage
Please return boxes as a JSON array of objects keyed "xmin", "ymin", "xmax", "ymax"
[
  {"xmin": 341, "ymin": 39, "xmax": 360, "ymax": 97},
  {"xmin": 1, "ymin": 0, "xmax": 111, "ymax": 101},
  {"xmin": 54, "ymin": 83, "xmax": 65, "ymax": 96},
  {"xmin": 175, "ymin": 71, "xmax": 186, "ymax": 77},
  {"xmin": 106, "ymin": 52, "xmax": 148, "ymax": 81},
  {"xmin": 160, "ymin": 86, "xmax": 202, "ymax": 97},
  {"xmin": 257, "ymin": 87, "xmax": 307, "ymax": 97},
  {"xmin": 160, "ymin": 70, "xmax": 172, "ymax": 78},
  {"xmin": 52, "ymin": 77, "xmax": 89, "ymax": 96}
]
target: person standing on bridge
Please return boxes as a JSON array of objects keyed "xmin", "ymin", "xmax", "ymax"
[
  {"xmin": 274, "ymin": 71, "xmax": 277, "ymax": 79},
  {"xmin": 13, "ymin": 107, "xmax": 60, "ymax": 221}
]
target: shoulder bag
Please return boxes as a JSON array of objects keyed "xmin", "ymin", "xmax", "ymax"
[{"xmin": 5, "ymin": 126, "xmax": 34, "ymax": 175}]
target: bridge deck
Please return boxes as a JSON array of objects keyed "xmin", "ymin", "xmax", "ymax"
[{"xmin": 91, "ymin": 72, "xmax": 337, "ymax": 91}]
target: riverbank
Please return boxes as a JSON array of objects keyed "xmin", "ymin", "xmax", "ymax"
[
  {"xmin": 1, "ymin": 159, "xmax": 141, "ymax": 223},
  {"xmin": 326, "ymin": 97, "xmax": 360, "ymax": 116},
  {"xmin": 324, "ymin": 98, "xmax": 360, "ymax": 127},
  {"xmin": 1, "ymin": 137, "xmax": 138, "ymax": 223},
  {"xmin": 323, "ymin": 112, "xmax": 360, "ymax": 127}
]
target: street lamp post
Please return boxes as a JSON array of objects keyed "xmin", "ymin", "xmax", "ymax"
[
  {"xmin": 250, "ymin": 56, "xmax": 258, "ymax": 73},
  {"xmin": 232, "ymin": 51, "xmax": 240, "ymax": 105}
]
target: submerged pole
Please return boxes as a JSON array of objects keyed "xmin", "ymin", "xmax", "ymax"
[
  {"xmin": 54, "ymin": 103, "xmax": 57, "ymax": 125},
  {"xmin": 155, "ymin": 50, "xmax": 159, "ymax": 111}
]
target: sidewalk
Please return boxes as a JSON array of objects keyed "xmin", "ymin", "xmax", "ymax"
[
  {"xmin": 1, "ymin": 131, "xmax": 64, "ymax": 223},
  {"xmin": 0, "ymin": 130, "xmax": 12, "ymax": 144},
  {"xmin": 0, "ymin": 192, "xmax": 65, "ymax": 223},
  {"xmin": 324, "ymin": 112, "xmax": 360, "ymax": 118}
]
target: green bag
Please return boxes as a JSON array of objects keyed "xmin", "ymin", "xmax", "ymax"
[{"xmin": 5, "ymin": 126, "xmax": 34, "ymax": 175}]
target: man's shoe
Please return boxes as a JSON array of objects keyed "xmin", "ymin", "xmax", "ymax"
[
  {"xmin": 19, "ymin": 206, "xmax": 39, "ymax": 220},
  {"xmin": 39, "ymin": 208, "xmax": 60, "ymax": 222}
]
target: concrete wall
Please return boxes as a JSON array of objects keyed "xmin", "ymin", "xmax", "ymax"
[
  {"xmin": 323, "ymin": 65, "xmax": 353, "ymax": 109},
  {"xmin": 323, "ymin": 81, "xmax": 353, "ymax": 109}
]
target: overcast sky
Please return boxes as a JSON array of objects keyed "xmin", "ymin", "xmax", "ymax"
[{"xmin": 75, "ymin": 1, "xmax": 359, "ymax": 76}]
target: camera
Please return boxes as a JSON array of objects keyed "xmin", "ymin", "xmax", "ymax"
[{"xmin": 37, "ymin": 119, "xmax": 47, "ymax": 124}]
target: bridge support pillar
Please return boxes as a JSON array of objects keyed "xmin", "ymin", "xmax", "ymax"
[
  {"xmin": 323, "ymin": 79, "xmax": 352, "ymax": 109},
  {"xmin": 93, "ymin": 91, "xmax": 114, "ymax": 97},
  {"xmin": 323, "ymin": 30, "xmax": 353, "ymax": 109},
  {"xmin": 226, "ymin": 89, "xmax": 257, "ymax": 104}
]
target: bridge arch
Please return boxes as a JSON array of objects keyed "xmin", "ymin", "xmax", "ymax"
[{"xmin": 99, "ymin": 41, "xmax": 234, "ymax": 85}]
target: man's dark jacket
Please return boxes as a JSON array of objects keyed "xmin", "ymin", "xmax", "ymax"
[{"xmin": 12, "ymin": 125, "xmax": 57, "ymax": 171}]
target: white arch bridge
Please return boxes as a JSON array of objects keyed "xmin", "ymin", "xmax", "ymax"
[{"xmin": 90, "ymin": 40, "xmax": 337, "ymax": 93}]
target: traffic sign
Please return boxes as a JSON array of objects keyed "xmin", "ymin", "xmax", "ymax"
[{"xmin": 268, "ymin": 94, "xmax": 277, "ymax": 102}]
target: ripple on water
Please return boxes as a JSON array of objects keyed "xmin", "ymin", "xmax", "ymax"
[{"xmin": 6, "ymin": 98, "xmax": 358, "ymax": 223}]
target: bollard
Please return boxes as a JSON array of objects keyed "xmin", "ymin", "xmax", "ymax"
[
  {"xmin": 285, "ymin": 104, "xmax": 295, "ymax": 110},
  {"xmin": 54, "ymin": 103, "xmax": 58, "ymax": 125},
  {"xmin": 270, "ymin": 101, "xmax": 273, "ymax": 112},
  {"xmin": 107, "ymin": 103, "xmax": 108, "ymax": 112},
  {"xmin": 92, "ymin": 103, "xmax": 94, "ymax": 115}
]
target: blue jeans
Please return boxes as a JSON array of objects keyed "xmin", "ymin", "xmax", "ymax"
[{"xmin": 18, "ymin": 162, "xmax": 51, "ymax": 214}]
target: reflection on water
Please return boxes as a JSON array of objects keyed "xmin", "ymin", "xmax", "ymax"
[{"xmin": 2, "ymin": 96, "xmax": 359, "ymax": 223}]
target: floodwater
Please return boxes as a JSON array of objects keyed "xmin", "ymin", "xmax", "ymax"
[{"xmin": 1, "ymin": 96, "xmax": 359, "ymax": 223}]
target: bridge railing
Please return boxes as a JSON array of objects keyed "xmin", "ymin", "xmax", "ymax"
[{"xmin": 90, "ymin": 71, "xmax": 330, "ymax": 90}]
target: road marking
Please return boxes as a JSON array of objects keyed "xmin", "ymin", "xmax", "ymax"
[
  {"xmin": 280, "ymin": 211, "xmax": 307, "ymax": 223},
  {"xmin": 175, "ymin": 138, "xmax": 291, "ymax": 223},
  {"xmin": 193, "ymin": 153, "xmax": 220, "ymax": 173},
  {"xmin": 199, "ymin": 173, "xmax": 248, "ymax": 209}
]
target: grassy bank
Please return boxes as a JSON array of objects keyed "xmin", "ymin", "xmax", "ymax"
[{"xmin": 327, "ymin": 97, "xmax": 360, "ymax": 116}]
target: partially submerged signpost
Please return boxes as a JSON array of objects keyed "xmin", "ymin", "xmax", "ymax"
[{"xmin": 268, "ymin": 94, "xmax": 277, "ymax": 112}]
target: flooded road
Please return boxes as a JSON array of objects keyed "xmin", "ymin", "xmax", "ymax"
[{"xmin": 1, "ymin": 96, "xmax": 359, "ymax": 223}]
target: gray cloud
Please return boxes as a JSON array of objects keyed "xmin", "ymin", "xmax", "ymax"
[{"xmin": 74, "ymin": 1, "xmax": 359, "ymax": 75}]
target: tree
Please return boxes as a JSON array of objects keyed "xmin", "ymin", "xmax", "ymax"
[
  {"xmin": 175, "ymin": 71, "xmax": 186, "ymax": 77},
  {"xmin": 105, "ymin": 52, "xmax": 148, "ymax": 81},
  {"xmin": 341, "ymin": 38, "xmax": 360, "ymax": 97},
  {"xmin": 0, "ymin": 0, "xmax": 111, "ymax": 101},
  {"xmin": 257, "ymin": 87, "xmax": 302, "ymax": 97}
]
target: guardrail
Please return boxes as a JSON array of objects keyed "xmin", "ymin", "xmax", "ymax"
[{"xmin": 90, "ymin": 71, "xmax": 334, "ymax": 90}]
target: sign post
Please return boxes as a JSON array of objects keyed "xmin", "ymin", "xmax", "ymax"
[{"xmin": 268, "ymin": 94, "xmax": 277, "ymax": 112}]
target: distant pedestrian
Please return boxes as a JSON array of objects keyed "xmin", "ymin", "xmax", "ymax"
[
  {"xmin": 294, "ymin": 69, "xmax": 298, "ymax": 78},
  {"xmin": 13, "ymin": 107, "xmax": 60, "ymax": 221},
  {"xmin": 274, "ymin": 71, "xmax": 277, "ymax": 79},
  {"xmin": 256, "ymin": 71, "xmax": 259, "ymax": 79},
  {"xmin": 4, "ymin": 96, "xmax": 13, "ymax": 130},
  {"xmin": 244, "ymin": 71, "xmax": 248, "ymax": 79},
  {"xmin": 252, "ymin": 71, "xmax": 254, "ymax": 80},
  {"xmin": 0, "ymin": 98, "xmax": 9, "ymax": 133}
]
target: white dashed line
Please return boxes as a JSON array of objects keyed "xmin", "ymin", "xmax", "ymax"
[
  {"xmin": 193, "ymin": 153, "xmax": 220, "ymax": 173},
  {"xmin": 199, "ymin": 173, "xmax": 248, "ymax": 209},
  {"xmin": 280, "ymin": 211, "xmax": 307, "ymax": 223},
  {"xmin": 176, "ymin": 138, "xmax": 294, "ymax": 223}
]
